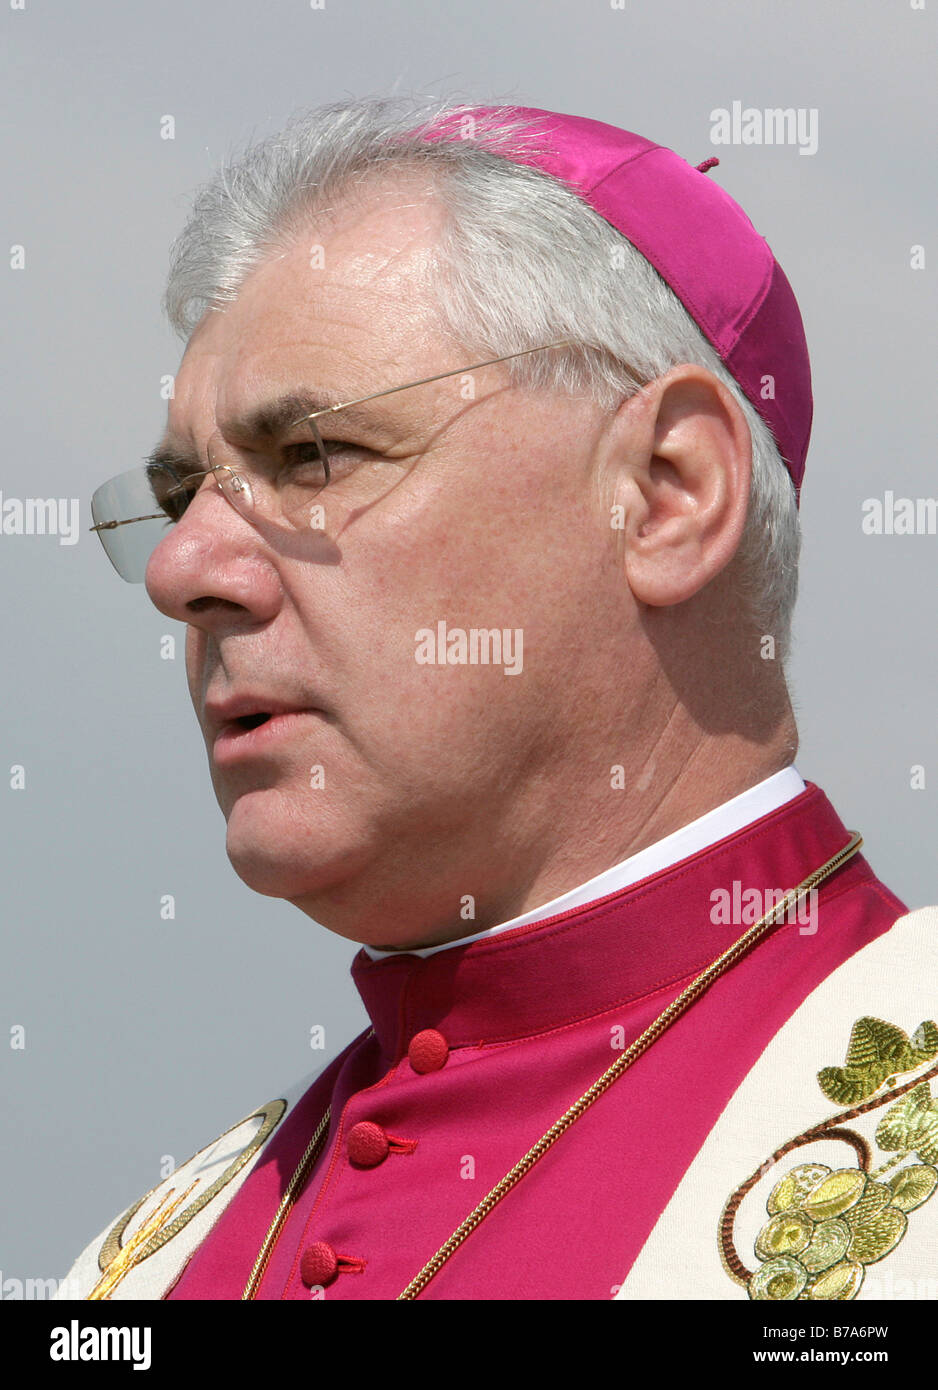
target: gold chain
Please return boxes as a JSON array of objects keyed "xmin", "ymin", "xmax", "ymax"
[
  {"xmin": 242, "ymin": 832, "xmax": 863, "ymax": 1301},
  {"xmin": 241, "ymin": 1105, "xmax": 333, "ymax": 1298}
]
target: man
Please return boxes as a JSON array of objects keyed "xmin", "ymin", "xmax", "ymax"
[{"xmin": 59, "ymin": 97, "xmax": 936, "ymax": 1301}]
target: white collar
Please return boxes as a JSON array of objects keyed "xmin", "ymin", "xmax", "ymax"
[{"xmin": 362, "ymin": 765, "xmax": 806, "ymax": 961}]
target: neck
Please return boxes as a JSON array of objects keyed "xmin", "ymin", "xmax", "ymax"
[{"xmin": 364, "ymin": 704, "xmax": 799, "ymax": 953}]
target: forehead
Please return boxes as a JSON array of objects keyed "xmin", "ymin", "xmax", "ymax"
[{"xmin": 168, "ymin": 174, "xmax": 453, "ymax": 443}]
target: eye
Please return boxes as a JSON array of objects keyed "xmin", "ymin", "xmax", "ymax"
[
  {"xmin": 147, "ymin": 462, "xmax": 192, "ymax": 521},
  {"xmin": 282, "ymin": 441, "xmax": 324, "ymax": 466},
  {"xmin": 282, "ymin": 439, "xmax": 376, "ymax": 483}
]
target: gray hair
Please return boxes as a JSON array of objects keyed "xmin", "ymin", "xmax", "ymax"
[{"xmin": 164, "ymin": 95, "xmax": 800, "ymax": 657}]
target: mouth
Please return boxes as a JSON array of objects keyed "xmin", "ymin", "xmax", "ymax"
[
  {"xmin": 231, "ymin": 711, "xmax": 273, "ymax": 732},
  {"xmin": 208, "ymin": 700, "xmax": 321, "ymax": 765}
]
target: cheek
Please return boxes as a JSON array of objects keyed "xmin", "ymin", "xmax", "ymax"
[
  {"xmin": 368, "ymin": 464, "xmax": 544, "ymax": 613},
  {"xmin": 185, "ymin": 626, "xmax": 206, "ymax": 705}
]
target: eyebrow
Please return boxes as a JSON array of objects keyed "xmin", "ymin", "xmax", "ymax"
[{"xmin": 145, "ymin": 389, "xmax": 396, "ymax": 472}]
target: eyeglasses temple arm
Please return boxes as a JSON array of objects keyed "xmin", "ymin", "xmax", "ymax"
[{"xmin": 288, "ymin": 340, "xmax": 573, "ymax": 429}]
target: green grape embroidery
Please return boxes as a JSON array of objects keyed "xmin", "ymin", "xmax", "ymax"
[{"xmin": 719, "ymin": 1016, "xmax": 938, "ymax": 1300}]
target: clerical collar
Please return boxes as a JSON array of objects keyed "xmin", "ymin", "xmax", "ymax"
[
  {"xmin": 351, "ymin": 777, "xmax": 867, "ymax": 1060},
  {"xmin": 361, "ymin": 765, "xmax": 805, "ymax": 961}
]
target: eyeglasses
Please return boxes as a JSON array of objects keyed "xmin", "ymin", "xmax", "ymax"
[{"xmin": 89, "ymin": 340, "xmax": 572, "ymax": 582}]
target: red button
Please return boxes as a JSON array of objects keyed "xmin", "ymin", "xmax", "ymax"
[
  {"xmin": 300, "ymin": 1241, "xmax": 338, "ymax": 1288},
  {"xmin": 408, "ymin": 1028, "xmax": 449, "ymax": 1073},
  {"xmin": 347, "ymin": 1121, "xmax": 390, "ymax": 1167}
]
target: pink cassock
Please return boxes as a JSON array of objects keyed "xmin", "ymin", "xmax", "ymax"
[{"xmin": 167, "ymin": 782, "xmax": 904, "ymax": 1300}]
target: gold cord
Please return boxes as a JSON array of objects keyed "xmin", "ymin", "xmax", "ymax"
[
  {"xmin": 242, "ymin": 832, "xmax": 863, "ymax": 1301},
  {"xmin": 241, "ymin": 1102, "xmax": 334, "ymax": 1298}
]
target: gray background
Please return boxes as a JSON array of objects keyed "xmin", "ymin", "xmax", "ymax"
[{"xmin": 2, "ymin": 0, "xmax": 935, "ymax": 1285}]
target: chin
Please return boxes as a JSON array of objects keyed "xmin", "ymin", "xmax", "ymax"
[{"xmin": 223, "ymin": 797, "xmax": 372, "ymax": 903}]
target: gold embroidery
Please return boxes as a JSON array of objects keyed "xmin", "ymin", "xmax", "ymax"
[
  {"xmin": 95, "ymin": 1098, "xmax": 286, "ymax": 1291},
  {"xmin": 88, "ymin": 1182, "xmax": 197, "ymax": 1300},
  {"xmin": 720, "ymin": 1016, "xmax": 938, "ymax": 1300}
]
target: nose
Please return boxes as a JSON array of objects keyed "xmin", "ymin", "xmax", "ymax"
[{"xmin": 144, "ymin": 452, "xmax": 282, "ymax": 628}]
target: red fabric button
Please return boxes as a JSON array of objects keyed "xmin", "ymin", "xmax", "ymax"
[
  {"xmin": 300, "ymin": 1241, "xmax": 339, "ymax": 1288},
  {"xmin": 408, "ymin": 1028, "xmax": 449, "ymax": 1073},
  {"xmin": 347, "ymin": 1121, "xmax": 390, "ymax": 1167}
]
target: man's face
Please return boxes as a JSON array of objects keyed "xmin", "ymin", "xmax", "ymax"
[{"xmin": 145, "ymin": 174, "xmax": 631, "ymax": 948}]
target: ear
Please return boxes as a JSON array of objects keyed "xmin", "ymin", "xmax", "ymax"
[{"xmin": 607, "ymin": 365, "xmax": 752, "ymax": 607}]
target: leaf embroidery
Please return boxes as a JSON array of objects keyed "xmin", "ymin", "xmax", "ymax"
[
  {"xmin": 876, "ymin": 1083, "xmax": 938, "ymax": 1165},
  {"xmin": 720, "ymin": 1016, "xmax": 938, "ymax": 1301},
  {"xmin": 817, "ymin": 1017, "xmax": 938, "ymax": 1105}
]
